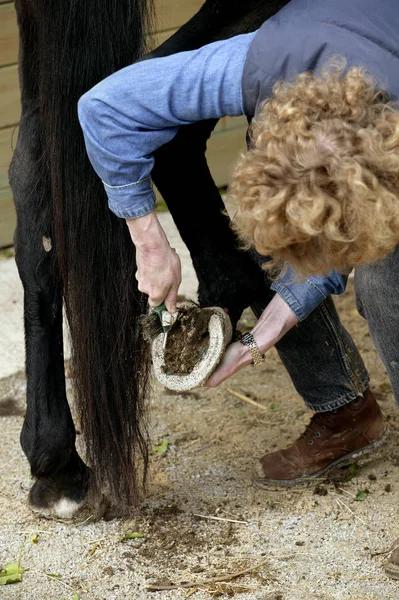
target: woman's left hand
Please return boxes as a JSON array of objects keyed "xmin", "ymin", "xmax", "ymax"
[
  {"xmin": 205, "ymin": 341, "xmax": 252, "ymax": 387},
  {"xmin": 204, "ymin": 293, "xmax": 299, "ymax": 388}
]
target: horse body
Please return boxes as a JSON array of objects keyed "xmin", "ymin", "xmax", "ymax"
[{"xmin": 9, "ymin": 0, "xmax": 289, "ymax": 516}]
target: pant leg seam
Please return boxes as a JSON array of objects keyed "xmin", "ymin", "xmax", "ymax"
[{"xmin": 319, "ymin": 301, "xmax": 359, "ymax": 391}]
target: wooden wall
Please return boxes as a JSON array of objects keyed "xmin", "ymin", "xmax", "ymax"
[
  {"xmin": 0, "ymin": 0, "xmax": 19, "ymax": 247},
  {"xmin": 0, "ymin": 0, "xmax": 247, "ymax": 247}
]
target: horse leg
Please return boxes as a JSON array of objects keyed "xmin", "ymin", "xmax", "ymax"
[
  {"xmin": 9, "ymin": 115, "xmax": 90, "ymax": 518},
  {"xmin": 152, "ymin": 122, "xmax": 266, "ymax": 326},
  {"xmin": 147, "ymin": 0, "xmax": 291, "ymax": 58}
]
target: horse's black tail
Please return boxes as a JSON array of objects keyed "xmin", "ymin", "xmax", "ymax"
[{"xmin": 37, "ymin": 0, "xmax": 155, "ymax": 507}]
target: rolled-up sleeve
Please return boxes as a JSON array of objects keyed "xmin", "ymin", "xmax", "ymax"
[
  {"xmin": 78, "ymin": 32, "xmax": 255, "ymax": 219},
  {"xmin": 271, "ymin": 268, "xmax": 348, "ymax": 321}
]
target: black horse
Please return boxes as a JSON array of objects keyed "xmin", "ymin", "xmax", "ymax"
[{"xmin": 9, "ymin": 0, "xmax": 294, "ymax": 517}]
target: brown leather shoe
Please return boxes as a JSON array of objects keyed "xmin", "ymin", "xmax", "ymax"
[
  {"xmin": 385, "ymin": 538, "xmax": 399, "ymax": 579},
  {"xmin": 256, "ymin": 388, "xmax": 388, "ymax": 486}
]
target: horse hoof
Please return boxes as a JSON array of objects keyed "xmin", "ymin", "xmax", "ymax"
[
  {"xmin": 28, "ymin": 471, "xmax": 89, "ymax": 519},
  {"xmin": 152, "ymin": 303, "xmax": 232, "ymax": 391}
]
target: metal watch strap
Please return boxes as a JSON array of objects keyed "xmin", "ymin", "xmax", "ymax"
[{"xmin": 239, "ymin": 332, "xmax": 265, "ymax": 367}]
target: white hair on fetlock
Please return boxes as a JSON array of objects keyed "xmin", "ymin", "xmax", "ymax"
[{"xmin": 53, "ymin": 498, "xmax": 84, "ymax": 519}]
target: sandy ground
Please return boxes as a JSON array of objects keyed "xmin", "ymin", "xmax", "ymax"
[{"xmin": 1, "ymin": 218, "xmax": 399, "ymax": 600}]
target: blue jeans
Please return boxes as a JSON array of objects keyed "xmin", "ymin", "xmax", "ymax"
[
  {"xmin": 272, "ymin": 294, "xmax": 369, "ymax": 412},
  {"xmin": 355, "ymin": 246, "xmax": 399, "ymax": 404},
  {"xmin": 249, "ymin": 249, "xmax": 369, "ymax": 412},
  {"xmin": 276, "ymin": 246, "xmax": 399, "ymax": 412}
]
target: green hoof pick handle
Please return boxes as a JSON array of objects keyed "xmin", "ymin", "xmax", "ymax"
[
  {"xmin": 152, "ymin": 301, "xmax": 167, "ymax": 320},
  {"xmin": 152, "ymin": 302, "xmax": 176, "ymax": 348}
]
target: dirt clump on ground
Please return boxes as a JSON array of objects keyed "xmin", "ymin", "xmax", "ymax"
[{"xmin": 163, "ymin": 303, "xmax": 211, "ymax": 375}]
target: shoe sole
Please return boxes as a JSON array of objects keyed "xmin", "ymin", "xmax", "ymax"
[{"xmin": 255, "ymin": 428, "xmax": 389, "ymax": 489}]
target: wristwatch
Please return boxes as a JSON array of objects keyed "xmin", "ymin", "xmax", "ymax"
[{"xmin": 239, "ymin": 332, "xmax": 265, "ymax": 367}]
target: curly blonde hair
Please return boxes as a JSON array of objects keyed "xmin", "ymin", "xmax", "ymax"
[{"xmin": 230, "ymin": 64, "xmax": 399, "ymax": 276}]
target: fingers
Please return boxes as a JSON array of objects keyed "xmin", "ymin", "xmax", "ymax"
[
  {"xmin": 164, "ymin": 277, "xmax": 181, "ymax": 314},
  {"xmin": 134, "ymin": 244, "xmax": 181, "ymax": 311},
  {"xmin": 204, "ymin": 373, "xmax": 219, "ymax": 388},
  {"xmin": 164, "ymin": 290, "xmax": 177, "ymax": 314},
  {"xmin": 148, "ymin": 296, "xmax": 164, "ymax": 309},
  {"xmin": 141, "ymin": 282, "xmax": 180, "ymax": 312},
  {"xmin": 204, "ymin": 342, "xmax": 252, "ymax": 388}
]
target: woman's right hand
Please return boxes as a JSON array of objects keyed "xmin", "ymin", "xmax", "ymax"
[
  {"xmin": 126, "ymin": 211, "xmax": 182, "ymax": 313},
  {"xmin": 135, "ymin": 244, "xmax": 181, "ymax": 313}
]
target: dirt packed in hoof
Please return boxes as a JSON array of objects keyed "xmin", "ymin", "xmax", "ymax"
[{"xmin": 163, "ymin": 303, "xmax": 211, "ymax": 375}]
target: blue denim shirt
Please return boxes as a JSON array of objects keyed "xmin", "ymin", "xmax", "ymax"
[
  {"xmin": 270, "ymin": 269, "xmax": 347, "ymax": 321},
  {"xmin": 78, "ymin": 33, "xmax": 255, "ymax": 220},
  {"xmin": 78, "ymin": 30, "xmax": 351, "ymax": 321}
]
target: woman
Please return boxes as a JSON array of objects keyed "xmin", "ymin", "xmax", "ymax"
[{"xmin": 79, "ymin": 0, "xmax": 399, "ymax": 577}]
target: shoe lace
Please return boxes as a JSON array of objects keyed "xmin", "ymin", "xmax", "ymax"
[{"xmin": 300, "ymin": 411, "xmax": 337, "ymax": 445}]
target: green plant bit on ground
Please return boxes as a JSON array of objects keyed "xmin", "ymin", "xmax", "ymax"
[
  {"xmin": 0, "ymin": 534, "xmax": 27, "ymax": 585},
  {"xmin": 122, "ymin": 532, "xmax": 145, "ymax": 540},
  {"xmin": 0, "ymin": 563, "xmax": 25, "ymax": 585},
  {"xmin": 355, "ymin": 489, "xmax": 370, "ymax": 501},
  {"xmin": 152, "ymin": 438, "xmax": 169, "ymax": 454},
  {"xmin": 345, "ymin": 463, "xmax": 359, "ymax": 481}
]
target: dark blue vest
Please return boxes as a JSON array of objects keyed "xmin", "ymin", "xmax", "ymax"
[{"xmin": 242, "ymin": 0, "xmax": 399, "ymax": 118}]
